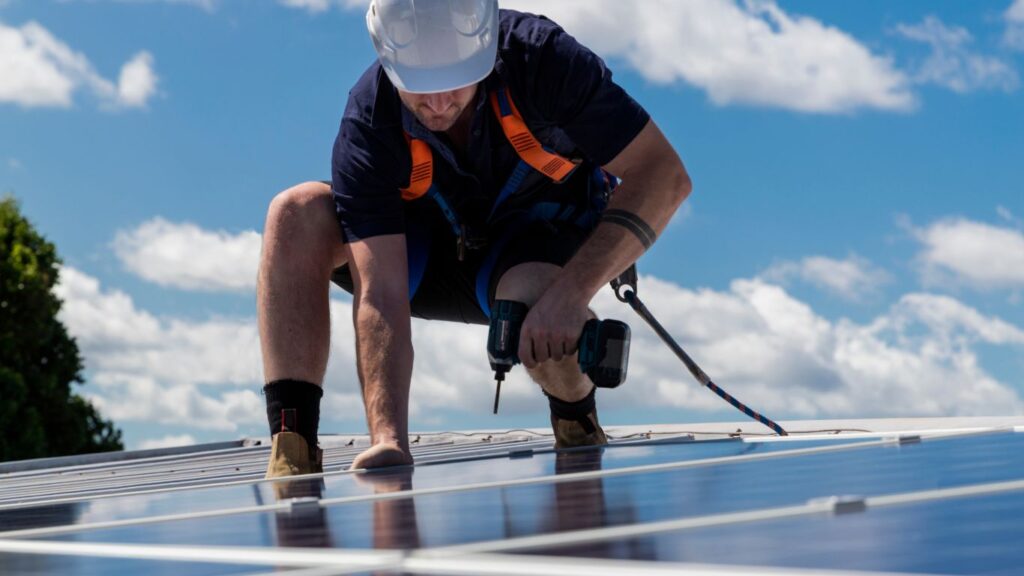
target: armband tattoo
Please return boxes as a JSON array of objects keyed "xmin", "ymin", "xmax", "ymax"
[{"xmin": 601, "ymin": 209, "xmax": 656, "ymax": 249}]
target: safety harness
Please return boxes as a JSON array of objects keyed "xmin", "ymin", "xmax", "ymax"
[
  {"xmin": 398, "ymin": 86, "xmax": 611, "ymax": 318},
  {"xmin": 400, "ymin": 87, "xmax": 578, "ymax": 200},
  {"xmin": 398, "ymin": 87, "xmax": 596, "ymax": 255}
]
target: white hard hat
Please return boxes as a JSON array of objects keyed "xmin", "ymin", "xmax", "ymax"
[{"xmin": 366, "ymin": 0, "xmax": 499, "ymax": 94}]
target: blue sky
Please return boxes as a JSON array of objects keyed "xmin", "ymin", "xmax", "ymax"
[{"xmin": 2, "ymin": 0, "xmax": 1023, "ymax": 450}]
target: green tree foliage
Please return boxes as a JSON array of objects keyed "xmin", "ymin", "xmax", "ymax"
[{"xmin": 0, "ymin": 195, "xmax": 122, "ymax": 461}]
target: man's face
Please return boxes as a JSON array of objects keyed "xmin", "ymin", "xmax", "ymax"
[{"xmin": 398, "ymin": 84, "xmax": 478, "ymax": 132}]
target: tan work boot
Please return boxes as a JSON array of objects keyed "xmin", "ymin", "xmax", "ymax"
[
  {"xmin": 551, "ymin": 409, "xmax": 608, "ymax": 449},
  {"xmin": 265, "ymin": 431, "xmax": 323, "ymax": 479}
]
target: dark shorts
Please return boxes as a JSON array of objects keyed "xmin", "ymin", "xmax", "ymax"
[{"xmin": 331, "ymin": 216, "xmax": 593, "ymax": 326}]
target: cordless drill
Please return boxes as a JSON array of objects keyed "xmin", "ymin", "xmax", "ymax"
[{"xmin": 486, "ymin": 299, "xmax": 631, "ymax": 413}]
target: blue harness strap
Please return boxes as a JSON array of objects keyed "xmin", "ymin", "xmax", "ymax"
[
  {"xmin": 426, "ymin": 184, "xmax": 462, "ymax": 238},
  {"xmin": 488, "ymin": 159, "xmax": 532, "ymax": 221},
  {"xmin": 404, "ymin": 218, "xmax": 430, "ymax": 300},
  {"xmin": 473, "ymin": 166, "xmax": 615, "ymax": 318}
]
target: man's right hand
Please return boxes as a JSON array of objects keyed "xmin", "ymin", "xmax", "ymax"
[
  {"xmin": 350, "ymin": 442, "xmax": 413, "ymax": 470},
  {"xmin": 346, "ymin": 235, "xmax": 416, "ymax": 472}
]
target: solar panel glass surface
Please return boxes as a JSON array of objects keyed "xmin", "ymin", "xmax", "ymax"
[
  {"xmin": 534, "ymin": 486, "xmax": 1024, "ymax": 575},
  {"xmin": 0, "ymin": 553, "xmax": 315, "ymax": 576},
  {"xmin": 2, "ymin": 437, "xmax": 852, "ymax": 532},
  {"xmin": 21, "ymin": 432, "xmax": 1021, "ymax": 555}
]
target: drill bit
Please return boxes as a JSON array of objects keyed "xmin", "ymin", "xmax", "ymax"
[{"xmin": 492, "ymin": 374, "xmax": 503, "ymax": 414}]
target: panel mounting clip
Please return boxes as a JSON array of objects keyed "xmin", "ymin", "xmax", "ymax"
[
  {"xmin": 286, "ymin": 496, "xmax": 322, "ymax": 515},
  {"xmin": 809, "ymin": 495, "xmax": 867, "ymax": 515}
]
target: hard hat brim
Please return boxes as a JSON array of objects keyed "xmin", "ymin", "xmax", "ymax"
[{"xmin": 381, "ymin": 37, "xmax": 497, "ymax": 94}]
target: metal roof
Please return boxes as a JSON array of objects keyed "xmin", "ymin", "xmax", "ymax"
[{"xmin": 2, "ymin": 417, "xmax": 1023, "ymax": 575}]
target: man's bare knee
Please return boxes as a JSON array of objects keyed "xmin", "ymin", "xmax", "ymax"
[
  {"xmin": 494, "ymin": 262, "xmax": 561, "ymax": 306},
  {"xmin": 265, "ymin": 181, "xmax": 347, "ymax": 269},
  {"xmin": 494, "ymin": 262, "xmax": 595, "ymax": 401}
]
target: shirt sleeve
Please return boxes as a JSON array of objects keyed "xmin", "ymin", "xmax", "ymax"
[
  {"xmin": 331, "ymin": 116, "xmax": 407, "ymax": 242},
  {"xmin": 519, "ymin": 20, "xmax": 650, "ymax": 167}
]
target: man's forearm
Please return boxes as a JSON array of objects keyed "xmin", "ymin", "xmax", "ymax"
[
  {"xmin": 556, "ymin": 168, "xmax": 690, "ymax": 301},
  {"xmin": 353, "ymin": 295, "xmax": 414, "ymax": 449}
]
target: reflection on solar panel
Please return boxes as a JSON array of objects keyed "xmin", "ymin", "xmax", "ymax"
[{"xmin": 1, "ymin": 419, "xmax": 1023, "ymax": 575}]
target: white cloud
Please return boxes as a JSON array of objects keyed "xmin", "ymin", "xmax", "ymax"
[
  {"xmin": 149, "ymin": 0, "xmax": 215, "ymax": 9},
  {"xmin": 762, "ymin": 255, "xmax": 891, "ymax": 302},
  {"xmin": 895, "ymin": 15, "xmax": 1019, "ymax": 93},
  {"xmin": 588, "ymin": 276, "xmax": 1024, "ymax": 420},
  {"xmin": 55, "ymin": 266, "xmax": 266, "ymax": 432},
  {"xmin": 6, "ymin": 157, "xmax": 20, "ymax": 169},
  {"xmin": 65, "ymin": 0, "xmax": 361, "ymax": 11},
  {"xmin": 279, "ymin": 0, "xmax": 365, "ymax": 13},
  {"xmin": 116, "ymin": 51, "xmax": 158, "ymax": 107},
  {"xmin": 60, "ymin": 0, "xmax": 217, "ymax": 10},
  {"xmin": 113, "ymin": 218, "xmax": 262, "ymax": 292},
  {"xmin": 913, "ymin": 217, "xmax": 1024, "ymax": 290},
  {"xmin": 138, "ymin": 434, "xmax": 196, "ymax": 450},
  {"xmin": 1009, "ymin": 0, "xmax": 1024, "ymax": 20},
  {"xmin": 997, "ymin": 206, "xmax": 1022, "ymax": 227},
  {"xmin": 501, "ymin": 0, "xmax": 913, "ymax": 114},
  {"xmin": 1006, "ymin": 0, "xmax": 1024, "ymax": 50},
  {"xmin": 57, "ymin": 208, "xmax": 1024, "ymax": 439},
  {"xmin": 0, "ymin": 20, "xmax": 157, "ymax": 109}
]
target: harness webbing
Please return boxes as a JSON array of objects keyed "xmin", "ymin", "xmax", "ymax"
[
  {"xmin": 400, "ymin": 137, "xmax": 433, "ymax": 200},
  {"xmin": 399, "ymin": 86, "xmax": 578, "ymax": 215},
  {"xmin": 489, "ymin": 89, "xmax": 577, "ymax": 183}
]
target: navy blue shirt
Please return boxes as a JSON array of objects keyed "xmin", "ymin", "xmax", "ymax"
[{"xmin": 332, "ymin": 9, "xmax": 650, "ymax": 243}]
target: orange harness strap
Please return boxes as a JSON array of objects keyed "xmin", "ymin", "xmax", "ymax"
[
  {"xmin": 489, "ymin": 89, "xmax": 577, "ymax": 183},
  {"xmin": 400, "ymin": 136, "xmax": 433, "ymax": 200},
  {"xmin": 400, "ymin": 87, "xmax": 577, "ymax": 198}
]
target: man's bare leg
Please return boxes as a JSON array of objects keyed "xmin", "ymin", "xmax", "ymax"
[
  {"xmin": 259, "ymin": 181, "xmax": 347, "ymax": 477},
  {"xmin": 494, "ymin": 262, "xmax": 606, "ymax": 447},
  {"xmin": 493, "ymin": 262, "xmax": 593, "ymax": 402},
  {"xmin": 258, "ymin": 181, "xmax": 347, "ymax": 383}
]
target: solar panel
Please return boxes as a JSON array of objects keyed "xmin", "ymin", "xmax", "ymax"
[
  {"xmin": 1, "ymin": 422, "xmax": 1022, "ymax": 575},
  {"xmin": 553, "ymin": 488, "xmax": 1024, "ymax": 575}
]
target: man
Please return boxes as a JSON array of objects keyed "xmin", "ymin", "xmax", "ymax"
[{"xmin": 259, "ymin": 0, "xmax": 691, "ymax": 476}]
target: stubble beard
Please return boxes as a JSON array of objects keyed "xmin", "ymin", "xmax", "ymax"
[{"xmin": 414, "ymin": 104, "xmax": 462, "ymax": 132}]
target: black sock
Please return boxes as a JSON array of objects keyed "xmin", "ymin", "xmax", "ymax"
[
  {"xmin": 264, "ymin": 380, "xmax": 323, "ymax": 449},
  {"xmin": 545, "ymin": 387, "xmax": 597, "ymax": 434}
]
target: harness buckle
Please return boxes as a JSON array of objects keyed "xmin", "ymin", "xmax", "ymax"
[{"xmin": 457, "ymin": 224, "xmax": 488, "ymax": 261}]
